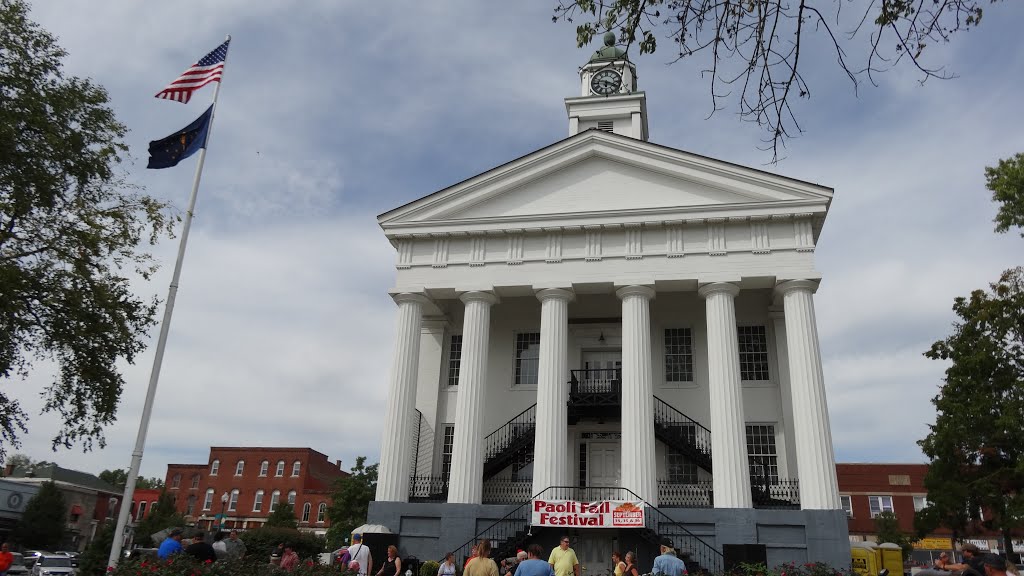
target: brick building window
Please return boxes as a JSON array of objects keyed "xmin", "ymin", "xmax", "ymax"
[
  {"xmin": 275, "ymin": 461, "xmax": 285, "ymax": 477},
  {"xmin": 171, "ymin": 474, "xmax": 181, "ymax": 489},
  {"xmin": 203, "ymin": 489, "xmax": 214, "ymax": 511},
  {"xmin": 210, "ymin": 460, "xmax": 220, "ymax": 476},
  {"xmin": 302, "ymin": 502, "xmax": 311, "ymax": 522},
  {"xmin": 292, "ymin": 461, "xmax": 301, "ymax": 477},
  {"xmin": 869, "ymin": 495, "xmax": 894, "ymax": 517},
  {"xmin": 447, "ymin": 335, "xmax": 462, "ymax": 386},
  {"xmin": 186, "ymin": 495, "xmax": 196, "ymax": 515},
  {"xmin": 137, "ymin": 501, "xmax": 147, "ymax": 521},
  {"xmin": 514, "ymin": 332, "xmax": 541, "ymax": 385},
  {"xmin": 745, "ymin": 424, "xmax": 779, "ymax": 484},
  {"xmin": 737, "ymin": 326, "xmax": 770, "ymax": 381},
  {"xmin": 191, "ymin": 474, "xmax": 200, "ymax": 489},
  {"xmin": 317, "ymin": 503, "xmax": 326, "ymax": 523},
  {"xmin": 441, "ymin": 425, "xmax": 455, "ymax": 481},
  {"xmin": 253, "ymin": 490, "xmax": 264, "ymax": 512},
  {"xmin": 259, "ymin": 460, "xmax": 269, "ymax": 476},
  {"xmin": 235, "ymin": 460, "xmax": 245, "ymax": 476},
  {"xmin": 269, "ymin": 490, "xmax": 280, "ymax": 512},
  {"xmin": 913, "ymin": 496, "xmax": 929, "ymax": 512},
  {"xmin": 840, "ymin": 495, "xmax": 853, "ymax": 517},
  {"xmin": 227, "ymin": 489, "xmax": 239, "ymax": 512},
  {"xmin": 664, "ymin": 328, "xmax": 694, "ymax": 382},
  {"xmin": 287, "ymin": 490, "xmax": 296, "ymax": 507}
]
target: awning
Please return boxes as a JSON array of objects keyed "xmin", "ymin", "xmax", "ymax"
[{"xmin": 70, "ymin": 504, "xmax": 83, "ymax": 515}]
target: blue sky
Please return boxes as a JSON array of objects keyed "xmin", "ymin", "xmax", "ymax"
[{"xmin": 10, "ymin": 1, "xmax": 1024, "ymax": 479}]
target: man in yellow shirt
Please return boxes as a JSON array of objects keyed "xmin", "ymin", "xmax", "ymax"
[{"xmin": 548, "ymin": 536, "xmax": 579, "ymax": 576}]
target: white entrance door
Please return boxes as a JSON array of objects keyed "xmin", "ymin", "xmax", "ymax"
[
  {"xmin": 588, "ymin": 443, "xmax": 621, "ymax": 488},
  {"xmin": 577, "ymin": 532, "xmax": 617, "ymax": 576},
  {"xmin": 581, "ymin": 351, "xmax": 621, "ymax": 392}
]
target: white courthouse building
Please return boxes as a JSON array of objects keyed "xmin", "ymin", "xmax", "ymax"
[{"xmin": 368, "ymin": 37, "xmax": 849, "ymax": 571}]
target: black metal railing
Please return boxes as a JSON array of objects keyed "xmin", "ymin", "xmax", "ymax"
[
  {"xmin": 482, "ymin": 405, "xmax": 537, "ymax": 479},
  {"xmin": 410, "ymin": 409, "xmax": 423, "ymax": 476},
  {"xmin": 652, "ymin": 396, "xmax": 713, "ymax": 473},
  {"xmin": 408, "ymin": 476, "xmax": 449, "ymax": 502},
  {"xmin": 655, "ymin": 479, "xmax": 800, "ymax": 509},
  {"xmin": 750, "ymin": 478, "xmax": 800, "ymax": 509},
  {"xmin": 657, "ymin": 480, "xmax": 713, "ymax": 508},
  {"xmin": 569, "ymin": 368, "xmax": 622, "ymax": 394},
  {"xmin": 448, "ymin": 498, "xmax": 533, "ymax": 564},
  {"xmin": 481, "ymin": 479, "xmax": 534, "ymax": 504}
]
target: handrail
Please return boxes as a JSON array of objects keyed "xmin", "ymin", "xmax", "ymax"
[
  {"xmin": 652, "ymin": 396, "xmax": 712, "ymax": 470},
  {"xmin": 569, "ymin": 368, "xmax": 622, "ymax": 394},
  {"xmin": 483, "ymin": 404, "xmax": 536, "ymax": 460},
  {"xmin": 410, "ymin": 409, "xmax": 423, "ymax": 476}
]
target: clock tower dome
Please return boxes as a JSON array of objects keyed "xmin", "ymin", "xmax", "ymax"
[{"xmin": 565, "ymin": 32, "xmax": 649, "ymax": 141}]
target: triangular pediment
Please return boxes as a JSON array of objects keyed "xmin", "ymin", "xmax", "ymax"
[{"xmin": 379, "ymin": 131, "xmax": 831, "ymax": 231}]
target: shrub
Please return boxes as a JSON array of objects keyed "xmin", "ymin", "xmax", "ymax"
[
  {"xmin": 420, "ymin": 560, "xmax": 440, "ymax": 576},
  {"xmin": 238, "ymin": 526, "xmax": 326, "ymax": 562},
  {"xmin": 732, "ymin": 562, "xmax": 851, "ymax": 576}
]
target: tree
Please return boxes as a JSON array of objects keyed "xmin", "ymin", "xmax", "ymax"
[
  {"xmin": 918, "ymin": 267, "xmax": 1024, "ymax": 561},
  {"xmin": 133, "ymin": 489, "xmax": 184, "ymax": 547},
  {"xmin": 99, "ymin": 468, "xmax": 164, "ymax": 490},
  {"xmin": 552, "ymin": 0, "xmax": 1005, "ymax": 160},
  {"xmin": 15, "ymin": 480, "xmax": 66, "ymax": 548},
  {"xmin": 325, "ymin": 457, "xmax": 377, "ymax": 549},
  {"xmin": 4, "ymin": 453, "xmax": 33, "ymax": 470},
  {"xmin": 0, "ymin": 0, "xmax": 173, "ymax": 462},
  {"xmin": 873, "ymin": 511, "xmax": 915, "ymax": 559},
  {"xmin": 984, "ymin": 153, "xmax": 1024, "ymax": 237},
  {"xmin": 265, "ymin": 503, "xmax": 298, "ymax": 529},
  {"xmin": 78, "ymin": 520, "xmax": 115, "ymax": 576}
]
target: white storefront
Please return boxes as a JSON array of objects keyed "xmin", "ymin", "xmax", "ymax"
[{"xmin": 368, "ymin": 40, "xmax": 849, "ymax": 570}]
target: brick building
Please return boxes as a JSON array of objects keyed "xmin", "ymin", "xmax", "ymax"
[
  {"xmin": 165, "ymin": 447, "xmax": 347, "ymax": 534},
  {"xmin": 131, "ymin": 488, "xmax": 163, "ymax": 522},
  {"xmin": 836, "ymin": 463, "xmax": 1022, "ymax": 564}
]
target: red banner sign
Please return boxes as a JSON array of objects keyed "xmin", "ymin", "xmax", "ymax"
[{"xmin": 531, "ymin": 499, "xmax": 645, "ymax": 528}]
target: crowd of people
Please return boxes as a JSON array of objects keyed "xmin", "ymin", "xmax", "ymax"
[
  {"xmin": 155, "ymin": 527, "xmax": 247, "ymax": 563},
  {"xmin": 913, "ymin": 544, "xmax": 1020, "ymax": 576}
]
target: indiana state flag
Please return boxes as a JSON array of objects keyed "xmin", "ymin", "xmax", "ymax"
[{"xmin": 147, "ymin": 105, "xmax": 214, "ymax": 169}]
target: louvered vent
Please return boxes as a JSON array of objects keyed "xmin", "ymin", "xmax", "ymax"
[{"xmin": 597, "ymin": 120, "xmax": 614, "ymax": 132}]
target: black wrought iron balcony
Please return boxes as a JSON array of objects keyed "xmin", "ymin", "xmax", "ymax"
[
  {"xmin": 408, "ymin": 475, "xmax": 448, "ymax": 502},
  {"xmin": 568, "ymin": 369, "xmax": 622, "ymax": 423}
]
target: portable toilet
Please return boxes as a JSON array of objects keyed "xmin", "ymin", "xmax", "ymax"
[
  {"xmin": 877, "ymin": 543, "xmax": 904, "ymax": 576},
  {"xmin": 851, "ymin": 542, "xmax": 881, "ymax": 576}
]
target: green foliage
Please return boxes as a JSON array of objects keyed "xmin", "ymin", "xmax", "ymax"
[
  {"xmin": 551, "ymin": 0, "xmax": 1002, "ymax": 160},
  {"xmin": 79, "ymin": 520, "xmax": 115, "ymax": 576},
  {"xmin": 325, "ymin": 456, "xmax": 378, "ymax": 549},
  {"xmin": 109, "ymin": 556, "xmax": 353, "ymax": 576},
  {"xmin": 918, "ymin": 267, "xmax": 1024, "ymax": 547},
  {"xmin": 420, "ymin": 560, "xmax": 440, "ymax": 576},
  {"xmin": 984, "ymin": 152, "xmax": 1024, "ymax": 237},
  {"xmin": 4, "ymin": 453, "xmax": 33, "ymax": 469},
  {"xmin": 133, "ymin": 489, "xmax": 185, "ymax": 547},
  {"xmin": 238, "ymin": 526, "xmax": 325, "ymax": 562},
  {"xmin": 731, "ymin": 562, "xmax": 851, "ymax": 576},
  {"xmin": 872, "ymin": 511, "xmax": 915, "ymax": 559},
  {"xmin": 15, "ymin": 480, "xmax": 66, "ymax": 548},
  {"xmin": 265, "ymin": 502, "xmax": 298, "ymax": 529},
  {"xmin": 0, "ymin": 0, "xmax": 174, "ymax": 462},
  {"xmin": 98, "ymin": 468, "xmax": 165, "ymax": 490}
]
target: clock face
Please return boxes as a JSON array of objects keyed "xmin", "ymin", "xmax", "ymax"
[{"xmin": 590, "ymin": 69, "xmax": 622, "ymax": 95}]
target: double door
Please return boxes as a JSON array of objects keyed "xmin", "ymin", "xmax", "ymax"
[{"xmin": 580, "ymin": 350, "xmax": 621, "ymax": 393}]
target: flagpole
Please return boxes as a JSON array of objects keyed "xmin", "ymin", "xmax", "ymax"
[{"xmin": 107, "ymin": 34, "xmax": 231, "ymax": 569}]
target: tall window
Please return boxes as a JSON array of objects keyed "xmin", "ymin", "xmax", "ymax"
[
  {"xmin": 441, "ymin": 425, "xmax": 455, "ymax": 481},
  {"xmin": 317, "ymin": 503, "xmax": 327, "ymax": 523},
  {"xmin": 259, "ymin": 460, "xmax": 269, "ymax": 477},
  {"xmin": 186, "ymin": 495, "xmax": 196, "ymax": 515},
  {"xmin": 191, "ymin": 474, "xmax": 200, "ymax": 489},
  {"xmin": 228, "ymin": 489, "xmax": 239, "ymax": 512},
  {"xmin": 203, "ymin": 489, "xmax": 215, "ymax": 511},
  {"xmin": 302, "ymin": 502, "xmax": 311, "ymax": 522},
  {"xmin": 292, "ymin": 461, "xmax": 301, "ymax": 477},
  {"xmin": 737, "ymin": 326, "xmax": 770, "ymax": 380},
  {"xmin": 913, "ymin": 496, "xmax": 929, "ymax": 512},
  {"xmin": 840, "ymin": 495, "xmax": 853, "ymax": 517},
  {"xmin": 869, "ymin": 495, "xmax": 894, "ymax": 517},
  {"xmin": 664, "ymin": 328, "xmax": 694, "ymax": 382},
  {"xmin": 137, "ymin": 501, "xmax": 147, "ymax": 521},
  {"xmin": 275, "ymin": 460, "xmax": 285, "ymax": 477},
  {"xmin": 171, "ymin": 474, "xmax": 181, "ymax": 489},
  {"xmin": 235, "ymin": 460, "xmax": 245, "ymax": 476},
  {"xmin": 745, "ymin": 424, "xmax": 779, "ymax": 484},
  {"xmin": 447, "ymin": 335, "xmax": 463, "ymax": 386},
  {"xmin": 210, "ymin": 459, "xmax": 220, "ymax": 476},
  {"xmin": 253, "ymin": 490, "xmax": 264, "ymax": 512},
  {"xmin": 269, "ymin": 490, "xmax": 280, "ymax": 512},
  {"xmin": 107, "ymin": 497, "xmax": 118, "ymax": 519},
  {"xmin": 514, "ymin": 332, "xmax": 541, "ymax": 385},
  {"xmin": 666, "ymin": 446, "xmax": 699, "ymax": 484},
  {"xmin": 287, "ymin": 490, "xmax": 296, "ymax": 506}
]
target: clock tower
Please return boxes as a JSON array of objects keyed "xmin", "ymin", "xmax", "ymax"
[{"xmin": 565, "ymin": 31, "xmax": 649, "ymax": 141}]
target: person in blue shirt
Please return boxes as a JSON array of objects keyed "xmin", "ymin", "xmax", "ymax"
[
  {"xmin": 651, "ymin": 538, "xmax": 686, "ymax": 576},
  {"xmin": 514, "ymin": 545, "xmax": 555, "ymax": 576},
  {"xmin": 157, "ymin": 529, "xmax": 184, "ymax": 559}
]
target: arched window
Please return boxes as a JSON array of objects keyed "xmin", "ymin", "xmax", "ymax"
[
  {"xmin": 291, "ymin": 460, "xmax": 301, "ymax": 477},
  {"xmin": 186, "ymin": 495, "xmax": 196, "ymax": 515},
  {"xmin": 253, "ymin": 490, "xmax": 264, "ymax": 512},
  {"xmin": 287, "ymin": 490, "xmax": 296, "ymax": 506},
  {"xmin": 317, "ymin": 503, "xmax": 327, "ymax": 523},
  {"xmin": 150, "ymin": 501, "xmax": 157, "ymax": 513},
  {"xmin": 203, "ymin": 488, "xmax": 215, "ymax": 510},
  {"xmin": 191, "ymin": 474, "xmax": 200, "ymax": 489},
  {"xmin": 108, "ymin": 497, "xmax": 118, "ymax": 519},
  {"xmin": 171, "ymin": 474, "xmax": 181, "ymax": 488},
  {"xmin": 137, "ymin": 501, "xmax": 147, "ymax": 521},
  {"xmin": 210, "ymin": 459, "xmax": 220, "ymax": 475},
  {"xmin": 275, "ymin": 460, "xmax": 285, "ymax": 477},
  {"xmin": 228, "ymin": 489, "xmax": 239, "ymax": 512},
  {"xmin": 234, "ymin": 460, "xmax": 245, "ymax": 476},
  {"xmin": 301, "ymin": 502, "xmax": 311, "ymax": 522},
  {"xmin": 259, "ymin": 460, "xmax": 269, "ymax": 476},
  {"xmin": 269, "ymin": 490, "xmax": 280, "ymax": 512}
]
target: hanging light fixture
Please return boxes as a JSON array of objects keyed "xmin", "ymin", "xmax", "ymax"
[{"xmin": 597, "ymin": 331, "xmax": 606, "ymax": 344}]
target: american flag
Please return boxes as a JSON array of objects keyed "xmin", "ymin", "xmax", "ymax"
[{"xmin": 155, "ymin": 40, "xmax": 230, "ymax": 103}]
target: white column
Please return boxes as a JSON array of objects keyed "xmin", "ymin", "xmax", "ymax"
[
  {"xmin": 616, "ymin": 285, "xmax": 658, "ymax": 505},
  {"xmin": 447, "ymin": 291, "xmax": 498, "ymax": 504},
  {"xmin": 777, "ymin": 280, "xmax": 841, "ymax": 510},
  {"xmin": 375, "ymin": 293, "xmax": 427, "ymax": 502},
  {"xmin": 532, "ymin": 289, "xmax": 574, "ymax": 498},
  {"xmin": 698, "ymin": 282, "xmax": 752, "ymax": 508}
]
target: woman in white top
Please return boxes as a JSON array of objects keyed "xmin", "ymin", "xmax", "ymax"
[{"xmin": 438, "ymin": 553, "xmax": 458, "ymax": 576}]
